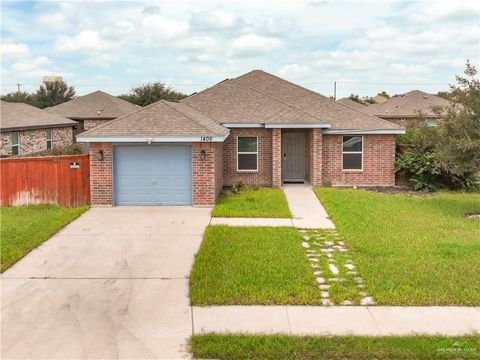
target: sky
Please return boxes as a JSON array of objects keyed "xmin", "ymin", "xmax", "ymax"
[{"xmin": 1, "ymin": 0, "xmax": 479, "ymax": 99}]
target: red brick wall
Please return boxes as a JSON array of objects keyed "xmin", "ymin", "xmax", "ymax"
[
  {"xmin": 192, "ymin": 142, "xmax": 222, "ymax": 206},
  {"xmin": 272, "ymin": 129, "xmax": 282, "ymax": 187},
  {"xmin": 89, "ymin": 142, "xmax": 113, "ymax": 205},
  {"xmin": 308, "ymin": 129, "xmax": 323, "ymax": 186},
  {"xmin": 322, "ymin": 134, "xmax": 396, "ymax": 186},
  {"xmin": 223, "ymin": 128, "xmax": 273, "ymax": 187}
]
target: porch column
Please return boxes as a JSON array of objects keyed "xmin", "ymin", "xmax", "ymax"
[
  {"xmin": 309, "ymin": 129, "xmax": 323, "ymax": 187},
  {"xmin": 272, "ymin": 128, "xmax": 282, "ymax": 187}
]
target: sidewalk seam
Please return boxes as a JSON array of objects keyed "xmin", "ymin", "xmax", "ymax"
[{"xmin": 285, "ymin": 306, "xmax": 292, "ymax": 335}]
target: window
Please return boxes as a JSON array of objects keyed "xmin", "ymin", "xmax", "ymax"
[
  {"xmin": 426, "ymin": 118, "xmax": 437, "ymax": 127},
  {"xmin": 237, "ymin": 136, "xmax": 258, "ymax": 171},
  {"xmin": 45, "ymin": 129, "xmax": 53, "ymax": 149},
  {"xmin": 342, "ymin": 136, "xmax": 363, "ymax": 170},
  {"xmin": 11, "ymin": 132, "xmax": 19, "ymax": 156}
]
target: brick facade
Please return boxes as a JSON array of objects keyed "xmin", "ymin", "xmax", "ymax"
[
  {"xmin": 322, "ymin": 134, "xmax": 396, "ymax": 186},
  {"xmin": 192, "ymin": 142, "xmax": 223, "ymax": 206},
  {"xmin": 308, "ymin": 129, "xmax": 323, "ymax": 186},
  {"xmin": 223, "ymin": 128, "xmax": 273, "ymax": 187},
  {"xmin": 0, "ymin": 127, "xmax": 74, "ymax": 157},
  {"xmin": 271, "ymin": 128, "xmax": 282, "ymax": 187},
  {"xmin": 88, "ymin": 142, "xmax": 113, "ymax": 205},
  {"xmin": 83, "ymin": 118, "xmax": 114, "ymax": 131}
]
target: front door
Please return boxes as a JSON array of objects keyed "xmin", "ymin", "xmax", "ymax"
[{"xmin": 282, "ymin": 132, "xmax": 305, "ymax": 182}]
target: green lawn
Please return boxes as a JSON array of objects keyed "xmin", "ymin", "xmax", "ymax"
[
  {"xmin": 189, "ymin": 226, "xmax": 321, "ymax": 305},
  {"xmin": 191, "ymin": 334, "xmax": 480, "ymax": 360},
  {"xmin": 315, "ymin": 189, "xmax": 480, "ymax": 305},
  {"xmin": 211, "ymin": 188, "xmax": 291, "ymax": 218},
  {"xmin": 1, "ymin": 205, "xmax": 89, "ymax": 272}
]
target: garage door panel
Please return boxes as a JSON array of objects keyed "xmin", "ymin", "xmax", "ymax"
[{"xmin": 114, "ymin": 145, "xmax": 192, "ymax": 205}]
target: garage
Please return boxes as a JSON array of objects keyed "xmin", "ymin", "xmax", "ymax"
[{"xmin": 113, "ymin": 145, "xmax": 192, "ymax": 205}]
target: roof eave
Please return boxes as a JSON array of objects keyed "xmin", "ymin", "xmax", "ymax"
[
  {"xmin": 0, "ymin": 123, "xmax": 77, "ymax": 133},
  {"xmin": 76, "ymin": 133, "xmax": 230, "ymax": 143},
  {"xmin": 222, "ymin": 123, "xmax": 331, "ymax": 129},
  {"xmin": 323, "ymin": 128, "xmax": 405, "ymax": 135}
]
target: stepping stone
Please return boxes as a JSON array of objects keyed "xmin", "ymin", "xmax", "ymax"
[
  {"xmin": 313, "ymin": 270, "xmax": 323, "ymax": 275},
  {"xmin": 359, "ymin": 291, "xmax": 368, "ymax": 297},
  {"xmin": 316, "ymin": 277, "xmax": 326, "ymax": 284},
  {"xmin": 328, "ymin": 264, "xmax": 339, "ymax": 275},
  {"xmin": 341, "ymin": 300, "xmax": 353, "ymax": 306},
  {"xmin": 344, "ymin": 264, "xmax": 355, "ymax": 270},
  {"xmin": 328, "ymin": 278, "xmax": 346, "ymax": 282},
  {"xmin": 338, "ymin": 249, "xmax": 348, "ymax": 252},
  {"xmin": 319, "ymin": 284, "xmax": 331, "ymax": 290},
  {"xmin": 303, "ymin": 236, "xmax": 310, "ymax": 241},
  {"xmin": 320, "ymin": 249, "xmax": 333, "ymax": 253},
  {"xmin": 306, "ymin": 254, "xmax": 319, "ymax": 258},
  {"xmin": 311, "ymin": 264, "xmax": 320, "ymax": 269},
  {"xmin": 325, "ymin": 241, "xmax": 334, "ymax": 246},
  {"xmin": 354, "ymin": 278, "xmax": 364, "ymax": 284},
  {"xmin": 320, "ymin": 291, "xmax": 330, "ymax": 298},
  {"xmin": 326, "ymin": 253, "xmax": 333, "ymax": 258},
  {"xmin": 309, "ymin": 258, "xmax": 319, "ymax": 262},
  {"xmin": 302, "ymin": 242, "xmax": 310, "ymax": 248},
  {"xmin": 313, "ymin": 242, "xmax": 322, "ymax": 246},
  {"xmin": 357, "ymin": 284, "xmax": 366, "ymax": 288},
  {"xmin": 346, "ymin": 271, "xmax": 357, "ymax": 275},
  {"xmin": 338, "ymin": 241, "xmax": 345, "ymax": 246},
  {"xmin": 346, "ymin": 259, "xmax": 353, "ymax": 263},
  {"xmin": 306, "ymin": 249, "xmax": 316, "ymax": 253},
  {"xmin": 360, "ymin": 297, "xmax": 375, "ymax": 306},
  {"xmin": 322, "ymin": 299, "xmax": 333, "ymax": 306}
]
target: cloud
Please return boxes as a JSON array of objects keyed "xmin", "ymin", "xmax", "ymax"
[
  {"xmin": 142, "ymin": 5, "xmax": 160, "ymax": 15},
  {"xmin": 141, "ymin": 14, "xmax": 188, "ymax": 46},
  {"xmin": 189, "ymin": 9, "xmax": 241, "ymax": 31},
  {"xmin": 1, "ymin": 40, "xmax": 30, "ymax": 59},
  {"xmin": 229, "ymin": 34, "xmax": 283, "ymax": 57},
  {"xmin": 175, "ymin": 36, "xmax": 217, "ymax": 52},
  {"xmin": 252, "ymin": 17, "xmax": 296, "ymax": 36},
  {"xmin": 278, "ymin": 64, "xmax": 311, "ymax": 77},
  {"xmin": 54, "ymin": 30, "xmax": 114, "ymax": 53}
]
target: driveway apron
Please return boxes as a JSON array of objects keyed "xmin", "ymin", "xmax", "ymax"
[{"xmin": 1, "ymin": 206, "xmax": 211, "ymax": 360}]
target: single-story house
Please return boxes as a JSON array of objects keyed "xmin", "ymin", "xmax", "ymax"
[
  {"xmin": 77, "ymin": 70, "xmax": 404, "ymax": 206},
  {"xmin": 0, "ymin": 100, "xmax": 77, "ymax": 157},
  {"xmin": 46, "ymin": 90, "xmax": 139, "ymax": 134},
  {"xmin": 364, "ymin": 90, "xmax": 452, "ymax": 127}
]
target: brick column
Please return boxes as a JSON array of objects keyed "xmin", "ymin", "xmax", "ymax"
[
  {"xmin": 309, "ymin": 129, "xmax": 323, "ymax": 187},
  {"xmin": 192, "ymin": 142, "xmax": 217, "ymax": 206},
  {"xmin": 272, "ymin": 128, "xmax": 282, "ymax": 187},
  {"xmin": 89, "ymin": 142, "xmax": 113, "ymax": 205}
]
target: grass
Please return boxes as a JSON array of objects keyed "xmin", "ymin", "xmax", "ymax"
[
  {"xmin": 211, "ymin": 187, "xmax": 291, "ymax": 218},
  {"xmin": 1, "ymin": 205, "xmax": 89, "ymax": 272},
  {"xmin": 189, "ymin": 226, "xmax": 321, "ymax": 305},
  {"xmin": 190, "ymin": 334, "xmax": 480, "ymax": 360},
  {"xmin": 315, "ymin": 189, "xmax": 480, "ymax": 305}
]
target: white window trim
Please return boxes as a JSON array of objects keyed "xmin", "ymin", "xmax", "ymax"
[
  {"xmin": 46, "ymin": 129, "xmax": 53, "ymax": 149},
  {"xmin": 237, "ymin": 136, "xmax": 258, "ymax": 172},
  {"xmin": 426, "ymin": 118, "xmax": 437, "ymax": 127},
  {"xmin": 11, "ymin": 132, "xmax": 20, "ymax": 155},
  {"xmin": 342, "ymin": 135, "xmax": 363, "ymax": 172}
]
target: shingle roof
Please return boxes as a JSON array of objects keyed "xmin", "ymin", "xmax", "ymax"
[
  {"xmin": 77, "ymin": 100, "xmax": 229, "ymax": 138},
  {"xmin": 46, "ymin": 90, "xmax": 139, "ymax": 119},
  {"xmin": 1, "ymin": 101, "xmax": 77, "ymax": 132},
  {"xmin": 183, "ymin": 70, "xmax": 400, "ymax": 130},
  {"xmin": 365, "ymin": 90, "xmax": 452, "ymax": 118},
  {"xmin": 337, "ymin": 98, "xmax": 370, "ymax": 111}
]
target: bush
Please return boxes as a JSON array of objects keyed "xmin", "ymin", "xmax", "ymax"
[
  {"xmin": 231, "ymin": 181, "xmax": 246, "ymax": 194},
  {"xmin": 39, "ymin": 143, "xmax": 84, "ymax": 156},
  {"xmin": 396, "ymin": 149, "xmax": 442, "ymax": 191}
]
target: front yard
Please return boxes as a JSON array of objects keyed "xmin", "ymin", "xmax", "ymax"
[
  {"xmin": 191, "ymin": 334, "xmax": 480, "ymax": 360},
  {"xmin": 0, "ymin": 205, "xmax": 89, "ymax": 272},
  {"xmin": 316, "ymin": 189, "xmax": 480, "ymax": 305},
  {"xmin": 211, "ymin": 187, "xmax": 291, "ymax": 218}
]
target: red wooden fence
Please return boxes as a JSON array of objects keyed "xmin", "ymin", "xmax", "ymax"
[{"xmin": 0, "ymin": 155, "xmax": 90, "ymax": 207}]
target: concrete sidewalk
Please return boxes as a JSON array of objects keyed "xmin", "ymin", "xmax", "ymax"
[
  {"xmin": 192, "ymin": 306, "xmax": 480, "ymax": 336},
  {"xmin": 211, "ymin": 184, "xmax": 335, "ymax": 229}
]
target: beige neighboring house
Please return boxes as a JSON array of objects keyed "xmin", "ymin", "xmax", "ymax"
[
  {"xmin": 46, "ymin": 90, "xmax": 139, "ymax": 135},
  {"xmin": 365, "ymin": 90, "xmax": 452, "ymax": 127},
  {"xmin": 337, "ymin": 98, "xmax": 370, "ymax": 111},
  {"xmin": 0, "ymin": 101, "xmax": 77, "ymax": 157},
  {"xmin": 372, "ymin": 94, "xmax": 388, "ymax": 103}
]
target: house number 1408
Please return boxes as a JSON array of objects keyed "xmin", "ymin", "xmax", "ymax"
[{"xmin": 200, "ymin": 136, "xmax": 213, "ymax": 142}]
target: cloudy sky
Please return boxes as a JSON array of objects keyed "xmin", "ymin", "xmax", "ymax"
[{"xmin": 1, "ymin": 0, "xmax": 479, "ymax": 98}]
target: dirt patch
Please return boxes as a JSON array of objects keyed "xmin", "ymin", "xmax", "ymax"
[
  {"xmin": 358, "ymin": 186, "xmax": 433, "ymax": 197},
  {"xmin": 466, "ymin": 213, "xmax": 480, "ymax": 220}
]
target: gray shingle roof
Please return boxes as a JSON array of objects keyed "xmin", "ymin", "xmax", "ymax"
[
  {"xmin": 77, "ymin": 100, "xmax": 229, "ymax": 138},
  {"xmin": 337, "ymin": 98, "xmax": 370, "ymax": 111},
  {"xmin": 46, "ymin": 90, "xmax": 139, "ymax": 119},
  {"xmin": 365, "ymin": 90, "xmax": 452, "ymax": 118},
  {"xmin": 1, "ymin": 101, "xmax": 77, "ymax": 132},
  {"xmin": 183, "ymin": 70, "xmax": 401, "ymax": 130}
]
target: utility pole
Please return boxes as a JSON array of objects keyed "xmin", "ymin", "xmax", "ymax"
[
  {"xmin": 333, "ymin": 81, "xmax": 337, "ymax": 100},
  {"xmin": 16, "ymin": 83, "xmax": 21, "ymax": 93}
]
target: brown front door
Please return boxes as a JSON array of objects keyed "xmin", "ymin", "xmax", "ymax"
[{"xmin": 282, "ymin": 132, "xmax": 305, "ymax": 182}]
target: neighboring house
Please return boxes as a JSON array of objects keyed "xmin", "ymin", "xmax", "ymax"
[
  {"xmin": 46, "ymin": 90, "xmax": 139, "ymax": 134},
  {"xmin": 337, "ymin": 98, "xmax": 370, "ymax": 111},
  {"xmin": 77, "ymin": 70, "xmax": 404, "ymax": 206},
  {"xmin": 372, "ymin": 94, "xmax": 388, "ymax": 103},
  {"xmin": 365, "ymin": 90, "xmax": 452, "ymax": 127},
  {"xmin": 0, "ymin": 101, "xmax": 77, "ymax": 157}
]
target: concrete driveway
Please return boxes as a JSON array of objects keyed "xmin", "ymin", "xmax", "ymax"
[{"xmin": 1, "ymin": 206, "xmax": 211, "ymax": 359}]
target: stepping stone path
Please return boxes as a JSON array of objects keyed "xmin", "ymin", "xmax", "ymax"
[{"xmin": 298, "ymin": 228, "xmax": 375, "ymax": 306}]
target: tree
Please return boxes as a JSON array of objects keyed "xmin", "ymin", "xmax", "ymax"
[
  {"xmin": 35, "ymin": 80, "xmax": 76, "ymax": 108},
  {"xmin": 437, "ymin": 91, "xmax": 453, "ymax": 100},
  {"xmin": 120, "ymin": 82, "xmax": 187, "ymax": 106},
  {"xmin": 1, "ymin": 91, "xmax": 35, "ymax": 104},
  {"xmin": 377, "ymin": 91, "xmax": 390, "ymax": 98},
  {"xmin": 348, "ymin": 94, "xmax": 363, "ymax": 103}
]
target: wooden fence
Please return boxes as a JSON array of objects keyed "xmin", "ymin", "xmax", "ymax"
[{"xmin": 0, "ymin": 154, "xmax": 90, "ymax": 207}]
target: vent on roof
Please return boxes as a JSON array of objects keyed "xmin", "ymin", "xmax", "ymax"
[
  {"xmin": 97, "ymin": 108, "xmax": 103, "ymax": 116},
  {"xmin": 423, "ymin": 96, "xmax": 428, "ymax": 99}
]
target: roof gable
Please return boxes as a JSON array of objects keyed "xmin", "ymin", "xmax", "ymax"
[{"xmin": 47, "ymin": 90, "xmax": 139, "ymax": 119}]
